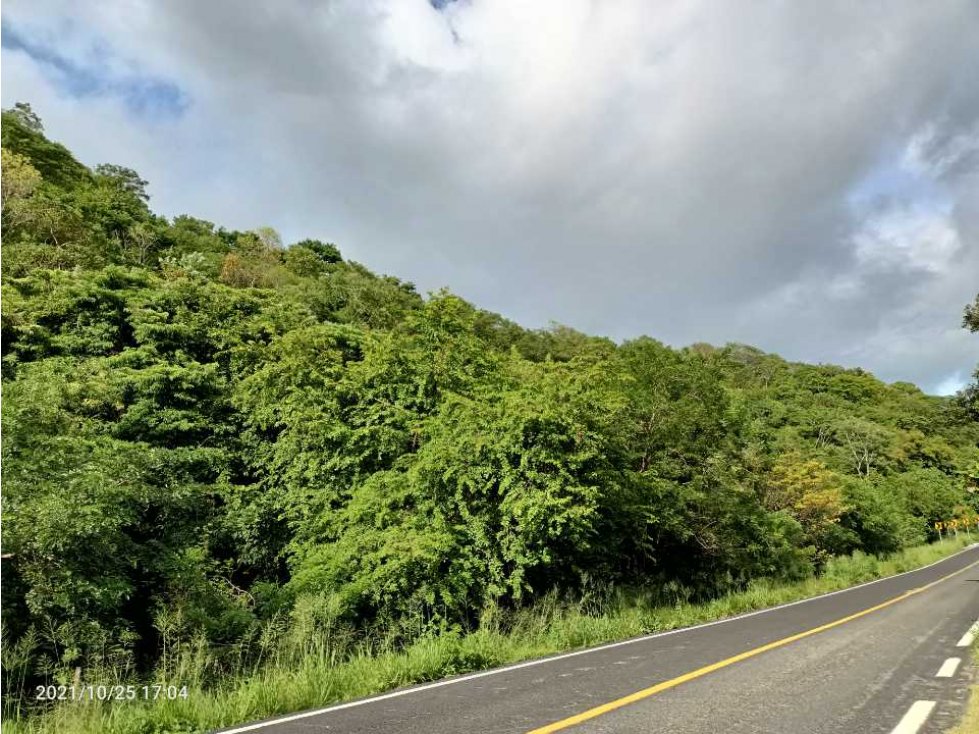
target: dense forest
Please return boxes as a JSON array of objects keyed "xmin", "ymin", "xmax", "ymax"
[{"xmin": 2, "ymin": 102, "xmax": 978, "ymax": 718}]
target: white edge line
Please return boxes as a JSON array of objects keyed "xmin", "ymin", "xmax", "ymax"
[
  {"xmin": 935, "ymin": 657, "xmax": 961, "ymax": 678},
  {"xmin": 889, "ymin": 700, "xmax": 936, "ymax": 734},
  {"xmin": 217, "ymin": 545, "xmax": 979, "ymax": 733},
  {"xmin": 956, "ymin": 620, "xmax": 979, "ymax": 647}
]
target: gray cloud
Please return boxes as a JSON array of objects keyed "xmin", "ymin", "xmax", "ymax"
[{"xmin": 2, "ymin": 0, "xmax": 978, "ymax": 392}]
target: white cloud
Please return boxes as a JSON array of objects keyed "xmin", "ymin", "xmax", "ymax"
[
  {"xmin": 934, "ymin": 371, "xmax": 968, "ymax": 396},
  {"xmin": 904, "ymin": 121, "xmax": 979, "ymax": 181},
  {"xmin": 853, "ymin": 206, "xmax": 961, "ymax": 274}
]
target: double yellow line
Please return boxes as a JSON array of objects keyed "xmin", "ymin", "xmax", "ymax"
[{"xmin": 528, "ymin": 557, "xmax": 979, "ymax": 733}]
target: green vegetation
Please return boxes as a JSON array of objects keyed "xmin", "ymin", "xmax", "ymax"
[
  {"xmin": 3, "ymin": 538, "xmax": 972, "ymax": 734},
  {"xmin": 950, "ymin": 639, "xmax": 979, "ymax": 734},
  {"xmin": 2, "ymin": 103, "xmax": 978, "ymax": 732}
]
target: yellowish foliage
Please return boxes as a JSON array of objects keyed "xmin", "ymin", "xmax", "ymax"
[
  {"xmin": 765, "ymin": 454, "xmax": 846, "ymax": 536},
  {"xmin": 1, "ymin": 147, "xmax": 42, "ymax": 215}
]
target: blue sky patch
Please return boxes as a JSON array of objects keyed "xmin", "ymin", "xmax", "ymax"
[
  {"xmin": 1, "ymin": 20, "xmax": 188, "ymax": 119},
  {"xmin": 846, "ymin": 145, "xmax": 948, "ymax": 215}
]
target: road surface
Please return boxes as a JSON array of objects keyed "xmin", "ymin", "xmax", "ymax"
[{"xmin": 218, "ymin": 544, "xmax": 979, "ymax": 734}]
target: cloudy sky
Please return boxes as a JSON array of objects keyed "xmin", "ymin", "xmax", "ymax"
[{"xmin": 2, "ymin": 1, "xmax": 977, "ymax": 393}]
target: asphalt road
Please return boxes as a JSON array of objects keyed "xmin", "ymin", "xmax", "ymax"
[{"xmin": 218, "ymin": 544, "xmax": 979, "ymax": 734}]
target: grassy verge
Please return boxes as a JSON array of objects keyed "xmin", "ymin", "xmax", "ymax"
[
  {"xmin": 950, "ymin": 639, "xmax": 979, "ymax": 734},
  {"xmin": 5, "ymin": 536, "xmax": 974, "ymax": 734}
]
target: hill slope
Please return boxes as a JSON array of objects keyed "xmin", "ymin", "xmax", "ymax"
[{"xmin": 2, "ymin": 103, "xmax": 978, "ymax": 720}]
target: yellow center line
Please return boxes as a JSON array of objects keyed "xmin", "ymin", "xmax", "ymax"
[{"xmin": 526, "ymin": 557, "xmax": 979, "ymax": 734}]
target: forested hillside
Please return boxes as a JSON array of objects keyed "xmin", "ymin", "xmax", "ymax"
[{"xmin": 2, "ymin": 103, "xmax": 978, "ymax": 718}]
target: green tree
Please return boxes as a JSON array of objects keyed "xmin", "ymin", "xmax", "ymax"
[
  {"xmin": 961, "ymin": 294, "xmax": 979, "ymax": 419},
  {"xmin": 762, "ymin": 455, "xmax": 853, "ymax": 562},
  {"xmin": 1, "ymin": 106, "xmax": 90, "ymax": 187}
]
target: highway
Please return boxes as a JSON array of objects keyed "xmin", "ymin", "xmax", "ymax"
[{"xmin": 218, "ymin": 545, "xmax": 979, "ymax": 734}]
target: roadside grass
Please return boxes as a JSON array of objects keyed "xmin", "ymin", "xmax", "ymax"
[
  {"xmin": 950, "ymin": 639, "xmax": 979, "ymax": 734},
  {"xmin": 4, "ymin": 536, "xmax": 974, "ymax": 734}
]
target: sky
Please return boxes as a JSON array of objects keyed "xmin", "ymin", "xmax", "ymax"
[{"xmin": 2, "ymin": 0, "xmax": 977, "ymax": 394}]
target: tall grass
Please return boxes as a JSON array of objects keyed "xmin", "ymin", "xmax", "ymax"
[
  {"xmin": 949, "ymin": 638, "xmax": 979, "ymax": 734},
  {"xmin": 4, "ymin": 536, "xmax": 972, "ymax": 734}
]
